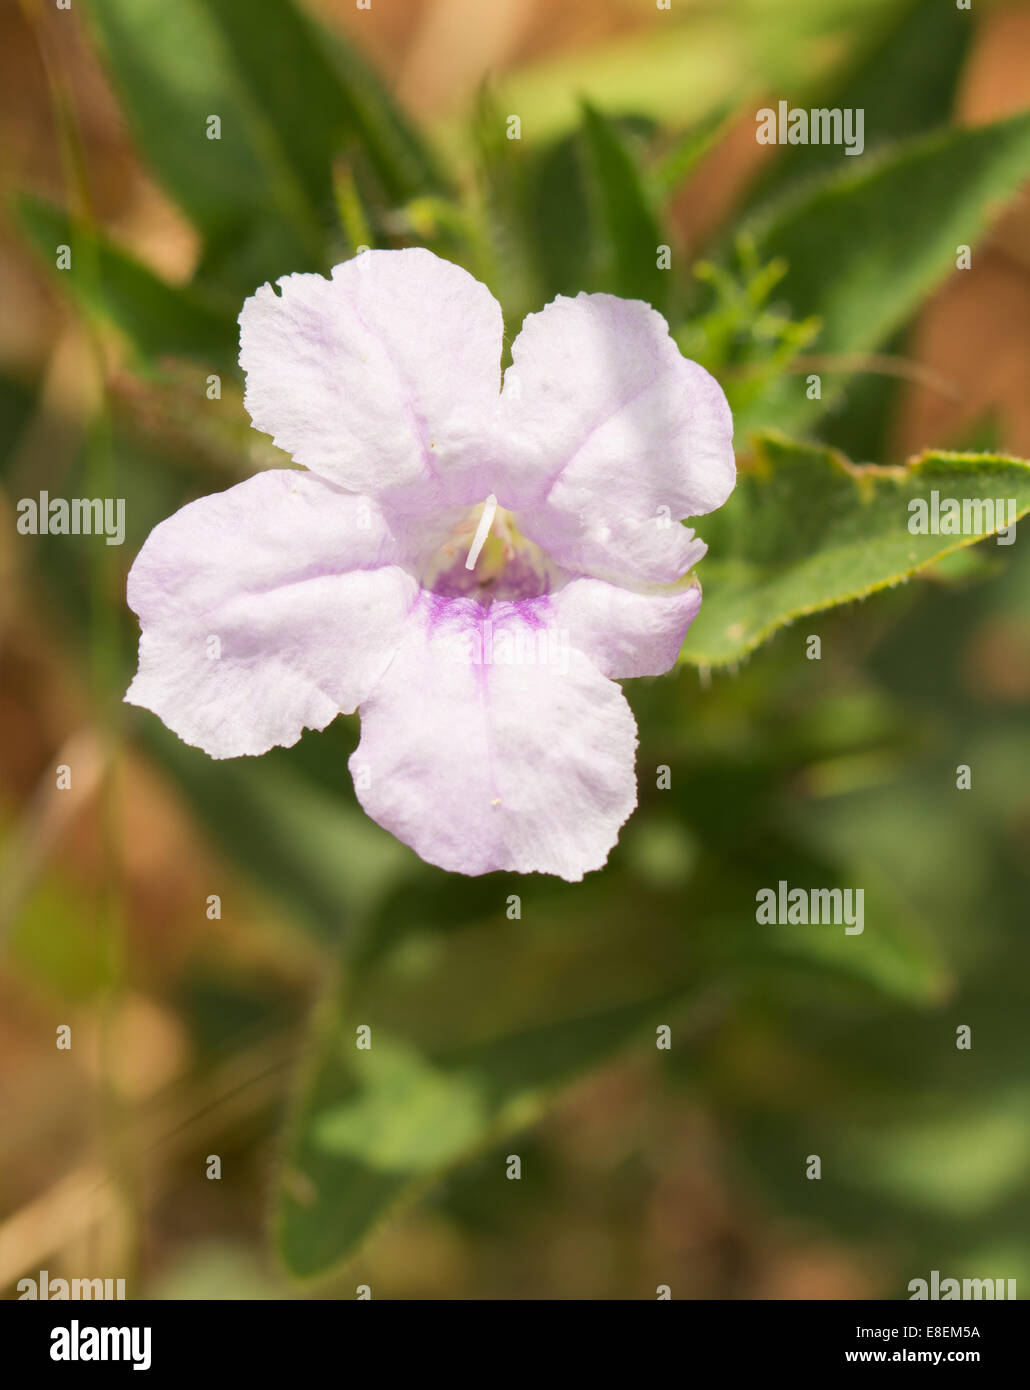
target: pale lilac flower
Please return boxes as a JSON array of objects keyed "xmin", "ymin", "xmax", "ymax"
[{"xmin": 126, "ymin": 249, "xmax": 734, "ymax": 880}]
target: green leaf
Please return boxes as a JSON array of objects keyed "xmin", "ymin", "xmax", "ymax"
[
  {"xmin": 278, "ymin": 987, "xmax": 687, "ymax": 1278},
  {"xmin": 276, "ymin": 899, "xmax": 699, "ymax": 1277},
  {"xmin": 13, "ymin": 195, "xmax": 236, "ymax": 370},
  {"xmin": 580, "ymin": 102, "xmax": 667, "ymax": 311},
  {"xmin": 650, "ymin": 103, "xmax": 739, "ymax": 203},
  {"xmin": 844, "ymin": 1094, "xmax": 1030, "ymax": 1219},
  {"xmin": 835, "ymin": 0, "xmax": 971, "ymax": 148},
  {"xmin": 325, "ymin": 41, "xmax": 448, "ymax": 205},
  {"xmin": 738, "ymin": 0, "xmax": 976, "ymax": 453},
  {"xmin": 702, "ymin": 873, "xmax": 950, "ymax": 1008},
  {"xmin": 525, "ymin": 132, "xmax": 595, "ymax": 305},
  {"xmin": 681, "ymin": 435, "xmax": 1030, "ymax": 668},
  {"xmin": 86, "ymin": 0, "xmax": 321, "ymax": 292},
  {"xmin": 86, "ymin": 0, "xmax": 445, "ymax": 297},
  {"xmin": 744, "ymin": 112, "xmax": 1030, "ymax": 367},
  {"xmin": 745, "ymin": 0, "xmax": 974, "ymax": 209},
  {"xmin": 464, "ymin": 83, "xmax": 539, "ymax": 321}
]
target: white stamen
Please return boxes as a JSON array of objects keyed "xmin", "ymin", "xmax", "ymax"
[{"xmin": 465, "ymin": 493, "xmax": 498, "ymax": 571}]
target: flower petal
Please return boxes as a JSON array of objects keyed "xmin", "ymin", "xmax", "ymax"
[
  {"xmin": 126, "ymin": 470, "xmax": 417, "ymax": 758},
  {"xmin": 350, "ymin": 596, "xmax": 638, "ymax": 879},
  {"xmin": 239, "ymin": 248, "xmax": 503, "ymax": 509},
  {"xmin": 553, "ymin": 575, "xmax": 702, "ymax": 678},
  {"xmin": 496, "ymin": 292, "xmax": 734, "ymax": 584}
]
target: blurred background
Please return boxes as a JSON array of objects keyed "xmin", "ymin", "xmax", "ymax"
[{"xmin": 2, "ymin": 0, "xmax": 1030, "ymax": 1300}]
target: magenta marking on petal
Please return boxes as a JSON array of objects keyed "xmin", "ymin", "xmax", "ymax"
[{"xmin": 493, "ymin": 596, "xmax": 551, "ymax": 629}]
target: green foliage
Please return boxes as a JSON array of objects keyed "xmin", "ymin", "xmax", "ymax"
[
  {"xmin": 677, "ymin": 240, "xmax": 821, "ymax": 430},
  {"xmin": 579, "ymin": 103, "xmax": 667, "ymax": 311},
  {"xmin": 273, "ymin": 863, "xmax": 753, "ymax": 1275},
  {"xmin": 681, "ymin": 437, "xmax": 1030, "ymax": 667},
  {"xmin": 738, "ymin": 113, "xmax": 1030, "ymax": 427},
  {"xmin": 280, "ymin": 982, "xmax": 689, "ymax": 1277},
  {"xmin": 14, "ymin": 196, "xmax": 237, "ymax": 370},
  {"xmin": 743, "ymin": 0, "xmax": 974, "ymax": 205},
  {"xmin": 86, "ymin": 0, "xmax": 444, "ymax": 298},
  {"xmin": 650, "ymin": 103, "xmax": 739, "ymax": 205}
]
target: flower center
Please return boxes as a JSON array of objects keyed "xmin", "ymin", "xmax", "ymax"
[{"xmin": 424, "ymin": 498, "xmax": 553, "ymax": 605}]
